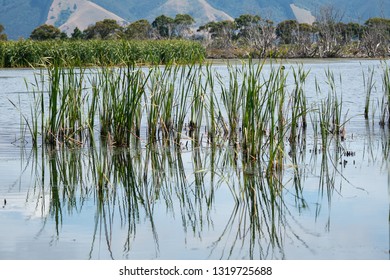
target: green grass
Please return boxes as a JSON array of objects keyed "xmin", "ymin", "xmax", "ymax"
[{"xmin": 0, "ymin": 39, "xmax": 205, "ymax": 68}]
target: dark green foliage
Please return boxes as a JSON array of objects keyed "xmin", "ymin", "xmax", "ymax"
[
  {"xmin": 30, "ymin": 24, "xmax": 63, "ymax": 40},
  {"xmin": 0, "ymin": 24, "xmax": 7, "ymax": 41},
  {"xmin": 276, "ymin": 20, "xmax": 299, "ymax": 44},
  {"xmin": 71, "ymin": 27, "xmax": 83, "ymax": 40},
  {"xmin": 83, "ymin": 19, "xmax": 123, "ymax": 39},
  {"xmin": 124, "ymin": 19, "xmax": 152, "ymax": 40},
  {"xmin": 152, "ymin": 15, "xmax": 175, "ymax": 38}
]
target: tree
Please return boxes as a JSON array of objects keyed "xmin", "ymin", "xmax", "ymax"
[
  {"xmin": 275, "ymin": 20, "xmax": 315, "ymax": 57},
  {"xmin": 339, "ymin": 22, "xmax": 363, "ymax": 43},
  {"xmin": 124, "ymin": 19, "xmax": 152, "ymax": 40},
  {"xmin": 0, "ymin": 24, "xmax": 7, "ymax": 41},
  {"xmin": 83, "ymin": 19, "xmax": 123, "ymax": 39},
  {"xmin": 234, "ymin": 15, "xmax": 276, "ymax": 56},
  {"xmin": 71, "ymin": 27, "xmax": 83, "ymax": 40},
  {"xmin": 276, "ymin": 20, "xmax": 299, "ymax": 45},
  {"xmin": 152, "ymin": 15, "xmax": 175, "ymax": 39},
  {"xmin": 198, "ymin": 20, "xmax": 236, "ymax": 48},
  {"xmin": 30, "ymin": 24, "xmax": 63, "ymax": 40},
  {"xmin": 361, "ymin": 18, "xmax": 390, "ymax": 57},
  {"xmin": 313, "ymin": 5, "xmax": 345, "ymax": 57},
  {"xmin": 235, "ymin": 14, "xmax": 261, "ymax": 40},
  {"xmin": 173, "ymin": 14, "xmax": 195, "ymax": 38},
  {"xmin": 295, "ymin": 23, "xmax": 315, "ymax": 57}
]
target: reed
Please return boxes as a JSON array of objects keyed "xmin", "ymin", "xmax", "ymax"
[
  {"xmin": 17, "ymin": 60, "xmax": 356, "ymax": 181},
  {"xmin": 314, "ymin": 69, "xmax": 346, "ymax": 150},
  {"xmin": 289, "ymin": 66, "xmax": 309, "ymax": 147},
  {"xmin": 382, "ymin": 62, "xmax": 390, "ymax": 127},
  {"xmin": 240, "ymin": 61, "xmax": 267, "ymax": 160},
  {"xmin": 189, "ymin": 68, "xmax": 206, "ymax": 147},
  {"xmin": 363, "ymin": 65, "xmax": 376, "ymax": 120},
  {"xmin": 173, "ymin": 64, "xmax": 197, "ymax": 145},
  {"xmin": 219, "ymin": 63, "xmax": 244, "ymax": 143},
  {"xmin": 0, "ymin": 39, "xmax": 205, "ymax": 68},
  {"xmin": 379, "ymin": 95, "xmax": 387, "ymax": 128},
  {"xmin": 146, "ymin": 66, "xmax": 167, "ymax": 143},
  {"xmin": 91, "ymin": 66, "xmax": 149, "ymax": 146},
  {"xmin": 45, "ymin": 64, "xmax": 87, "ymax": 146},
  {"xmin": 202, "ymin": 64, "xmax": 219, "ymax": 146}
]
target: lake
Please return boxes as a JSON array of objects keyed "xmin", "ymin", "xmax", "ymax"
[{"xmin": 0, "ymin": 59, "xmax": 389, "ymax": 260}]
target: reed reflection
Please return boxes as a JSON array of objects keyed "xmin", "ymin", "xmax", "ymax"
[{"xmin": 12, "ymin": 60, "xmax": 389, "ymax": 259}]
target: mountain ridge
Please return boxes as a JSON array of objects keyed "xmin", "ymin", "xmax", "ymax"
[{"xmin": 1, "ymin": 0, "xmax": 390, "ymax": 39}]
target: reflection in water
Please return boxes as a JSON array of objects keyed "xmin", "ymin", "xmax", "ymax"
[{"xmin": 16, "ymin": 127, "xmax": 378, "ymax": 259}]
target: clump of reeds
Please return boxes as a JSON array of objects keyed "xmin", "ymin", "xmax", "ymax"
[
  {"xmin": 0, "ymin": 39, "xmax": 205, "ymax": 68},
  {"xmin": 289, "ymin": 65, "xmax": 309, "ymax": 148},
  {"xmin": 97, "ymin": 66, "xmax": 148, "ymax": 147},
  {"xmin": 44, "ymin": 64, "xmax": 88, "ymax": 146},
  {"xmin": 17, "ymin": 58, "xmax": 354, "ymax": 189},
  {"xmin": 219, "ymin": 63, "xmax": 245, "ymax": 143},
  {"xmin": 314, "ymin": 69, "xmax": 345, "ymax": 150},
  {"xmin": 17, "ymin": 62, "xmax": 90, "ymax": 147}
]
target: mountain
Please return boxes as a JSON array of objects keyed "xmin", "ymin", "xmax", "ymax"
[
  {"xmin": 1, "ymin": 0, "xmax": 390, "ymax": 39},
  {"xmin": 89, "ymin": 0, "xmax": 233, "ymax": 24},
  {"xmin": 46, "ymin": 0, "xmax": 127, "ymax": 35}
]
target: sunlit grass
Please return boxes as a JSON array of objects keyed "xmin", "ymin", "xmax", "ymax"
[{"xmin": 0, "ymin": 39, "xmax": 205, "ymax": 68}]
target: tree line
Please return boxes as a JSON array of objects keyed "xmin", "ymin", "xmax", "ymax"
[{"xmin": 1, "ymin": 8, "xmax": 389, "ymax": 58}]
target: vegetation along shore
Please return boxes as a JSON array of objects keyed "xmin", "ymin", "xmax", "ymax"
[{"xmin": 0, "ymin": 9, "xmax": 390, "ymax": 67}]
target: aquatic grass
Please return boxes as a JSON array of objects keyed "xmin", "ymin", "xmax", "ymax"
[
  {"xmin": 314, "ymin": 69, "xmax": 346, "ymax": 151},
  {"xmin": 379, "ymin": 95, "xmax": 387, "ymax": 128},
  {"xmin": 16, "ymin": 60, "xmax": 357, "ymax": 182},
  {"xmin": 145, "ymin": 66, "xmax": 167, "ymax": 144},
  {"xmin": 96, "ymin": 66, "xmax": 150, "ymax": 147},
  {"xmin": 173, "ymin": 64, "xmax": 197, "ymax": 145},
  {"xmin": 382, "ymin": 62, "xmax": 390, "ymax": 127},
  {"xmin": 362, "ymin": 65, "xmax": 376, "ymax": 120},
  {"xmin": 219, "ymin": 63, "xmax": 245, "ymax": 143},
  {"xmin": 110, "ymin": 66, "xmax": 148, "ymax": 147},
  {"xmin": 289, "ymin": 65, "xmax": 309, "ymax": 148},
  {"xmin": 44, "ymin": 65, "xmax": 88, "ymax": 146},
  {"xmin": 0, "ymin": 40, "xmax": 205, "ymax": 68},
  {"xmin": 188, "ymin": 69, "xmax": 206, "ymax": 147},
  {"xmin": 240, "ymin": 61, "xmax": 268, "ymax": 160},
  {"xmin": 19, "ymin": 60, "xmax": 304, "ymax": 155},
  {"xmin": 201, "ymin": 64, "xmax": 219, "ymax": 146}
]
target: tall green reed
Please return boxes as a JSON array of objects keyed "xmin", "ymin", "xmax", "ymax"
[
  {"xmin": 363, "ymin": 65, "xmax": 376, "ymax": 120},
  {"xmin": 0, "ymin": 40, "xmax": 205, "ymax": 68},
  {"xmin": 289, "ymin": 66, "xmax": 309, "ymax": 148},
  {"xmin": 315, "ymin": 69, "xmax": 345, "ymax": 150},
  {"xmin": 381, "ymin": 62, "xmax": 390, "ymax": 127}
]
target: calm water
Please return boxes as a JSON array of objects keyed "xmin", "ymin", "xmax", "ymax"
[{"xmin": 0, "ymin": 59, "xmax": 389, "ymax": 259}]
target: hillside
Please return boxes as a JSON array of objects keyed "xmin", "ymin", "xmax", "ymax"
[
  {"xmin": 47, "ymin": 0, "xmax": 126, "ymax": 35},
  {"xmin": 91, "ymin": 0, "xmax": 233, "ymax": 24},
  {"xmin": 1, "ymin": 0, "xmax": 390, "ymax": 39}
]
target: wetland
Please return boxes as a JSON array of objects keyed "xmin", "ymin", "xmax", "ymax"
[{"xmin": 0, "ymin": 59, "xmax": 389, "ymax": 259}]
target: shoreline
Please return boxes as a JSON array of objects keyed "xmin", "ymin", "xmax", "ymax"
[{"xmin": 0, "ymin": 57, "xmax": 388, "ymax": 70}]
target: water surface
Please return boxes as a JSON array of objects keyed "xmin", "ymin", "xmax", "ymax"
[{"xmin": 0, "ymin": 59, "xmax": 389, "ymax": 259}]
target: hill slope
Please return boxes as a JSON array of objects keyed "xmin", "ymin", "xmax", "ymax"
[
  {"xmin": 47, "ymin": 0, "xmax": 126, "ymax": 35},
  {"xmin": 1, "ymin": 0, "xmax": 390, "ymax": 39}
]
